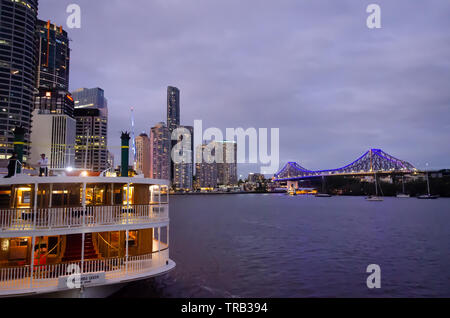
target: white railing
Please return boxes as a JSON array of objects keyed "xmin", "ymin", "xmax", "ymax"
[
  {"xmin": 0, "ymin": 204, "xmax": 169, "ymax": 232},
  {"xmin": 0, "ymin": 249, "xmax": 169, "ymax": 291}
]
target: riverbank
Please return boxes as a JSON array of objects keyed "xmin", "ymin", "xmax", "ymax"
[
  {"xmin": 171, "ymin": 191, "xmax": 285, "ymax": 196},
  {"xmin": 170, "ymin": 191, "xmax": 450, "ymax": 198}
]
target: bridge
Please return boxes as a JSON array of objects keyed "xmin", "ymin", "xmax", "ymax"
[{"xmin": 274, "ymin": 149, "xmax": 418, "ymax": 186}]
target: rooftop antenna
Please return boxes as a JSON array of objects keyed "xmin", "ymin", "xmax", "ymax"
[{"xmin": 130, "ymin": 107, "xmax": 137, "ymax": 169}]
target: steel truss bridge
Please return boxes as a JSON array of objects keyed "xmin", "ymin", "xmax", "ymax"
[{"xmin": 274, "ymin": 149, "xmax": 418, "ymax": 181}]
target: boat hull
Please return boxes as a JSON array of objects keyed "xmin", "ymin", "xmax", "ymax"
[
  {"xmin": 417, "ymin": 195, "xmax": 439, "ymax": 200},
  {"xmin": 366, "ymin": 196, "xmax": 384, "ymax": 202}
]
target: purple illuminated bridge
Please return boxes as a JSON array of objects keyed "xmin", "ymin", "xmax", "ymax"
[{"xmin": 274, "ymin": 149, "xmax": 417, "ymax": 181}]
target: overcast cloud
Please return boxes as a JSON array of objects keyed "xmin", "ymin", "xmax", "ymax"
[{"xmin": 39, "ymin": 0, "xmax": 450, "ymax": 176}]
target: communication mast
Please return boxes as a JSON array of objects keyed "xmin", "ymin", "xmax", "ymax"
[{"xmin": 131, "ymin": 107, "xmax": 137, "ymax": 169}]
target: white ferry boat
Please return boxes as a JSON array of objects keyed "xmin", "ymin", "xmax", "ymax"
[{"xmin": 0, "ymin": 174, "xmax": 175, "ymax": 298}]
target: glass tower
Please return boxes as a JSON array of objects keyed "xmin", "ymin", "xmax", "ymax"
[
  {"xmin": 35, "ymin": 19, "xmax": 70, "ymax": 91},
  {"xmin": 167, "ymin": 86, "xmax": 180, "ymax": 133},
  {"xmin": 0, "ymin": 0, "xmax": 39, "ymax": 160}
]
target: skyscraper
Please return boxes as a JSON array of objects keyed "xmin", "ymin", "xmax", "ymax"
[
  {"xmin": 173, "ymin": 126, "xmax": 193, "ymax": 191},
  {"xmin": 217, "ymin": 141, "xmax": 238, "ymax": 186},
  {"xmin": 195, "ymin": 143, "xmax": 218, "ymax": 189},
  {"xmin": 30, "ymin": 19, "xmax": 74, "ymax": 171},
  {"xmin": 167, "ymin": 86, "xmax": 180, "ymax": 133},
  {"xmin": 150, "ymin": 122, "xmax": 171, "ymax": 180},
  {"xmin": 135, "ymin": 133, "xmax": 150, "ymax": 178},
  {"xmin": 35, "ymin": 19, "xmax": 70, "ymax": 91},
  {"xmin": 30, "ymin": 90, "xmax": 76, "ymax": 170},
  {"xmin": 0, "ymin": 0, "xmax": 39, "ymax": 161},
  {"xmin": 72, "ymin": 88, "xmax": 108, "ymax": 172}
]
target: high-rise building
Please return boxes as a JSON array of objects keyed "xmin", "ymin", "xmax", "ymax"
[
  {"xmin": 150, "ymin": 122, "xmax": 171, "ymax": 180},
  {"xmin": 30, "ymin": 20, "xmax": 74, "ymax": 171},
  {"xmin": 195, "ymin": 143, "xmax": 218, "ymax": 189},
  {"xmin": 0, "ymin": 0, "xmax": 39, "ymax": 160},
  {"xmin": 167, "ymin": 86, "xmax": 180, "ymax": 133},
  {"xmin": 135, "ymin": 133, "xmax": 150, "ymax": 178},
  {"xmin": 72, "ymin": 88, "xmax": 108, "ymax": 172},
  {"xmin": 35, "ymin": 19, "xmax": 70, "ymax": 91},
  {"xmin": 107, "ymin": 150, "xmax": 114, "ymax": 170},
  {"xmin": 248, "ymin": 173, "xmax": 265, "ymax": 183},
  {"xmin": 216, "ymin": 141, "xmax": 238, "ymax": 186},
  {"xmin": 33, "ymin": 88, "xmax": 74, "ymax": 117},
  {"xmin": 173, "ymin": 125, "xmax": 193, "ymax": 190},
  {"xmin": 30, "ymin": 89, "xmax": 76, "ymax": 170},
  {"xmin": 72, "ymin": 87, "xmax": 107, "ymax": 109}
]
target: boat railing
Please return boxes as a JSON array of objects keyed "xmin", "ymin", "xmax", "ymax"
[
  {"xmin": 0, "ymin": 249, "xmax": 169, "ymax": 291},
  {"xmin": 0, "ymin": 204, "xmax": 169, "ymax": 232}
]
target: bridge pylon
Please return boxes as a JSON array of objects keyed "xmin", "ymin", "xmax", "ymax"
[{"xmin": 287, "ymin": 180, "xmax": 298, "ymax": 190}]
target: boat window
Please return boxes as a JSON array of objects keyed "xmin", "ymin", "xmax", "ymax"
[
  {"xmin": 128, "ymin": 230, "xmax": 138, "ymax": 247},
  {"xmin": 83, "ymin": 185, "xmax": 107, "ymax": 206},
  {"xmin": 122, "ymin": 185, "xmax": 134, "ymax": 205},
  {"xmin": 16, "ymin": 187, "xmax": 32, "ymax": 209},
  {"xmin": 0, "ymin": 188, "xmax": 11, "ymax": 209}
]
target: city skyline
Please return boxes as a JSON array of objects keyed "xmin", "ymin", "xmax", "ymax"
[{"xmin": 39, "ymin": 1, "xmax": 450, "ymax": 175}]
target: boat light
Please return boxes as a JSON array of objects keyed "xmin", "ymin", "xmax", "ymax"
[{"xmin": 1, "ymin": 239, "xmax": 9, "ymax": 251}]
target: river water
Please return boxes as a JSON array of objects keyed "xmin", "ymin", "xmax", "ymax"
[{"xmin": 113, "ymin": 194, "xmax": 450, "ymax": 298}]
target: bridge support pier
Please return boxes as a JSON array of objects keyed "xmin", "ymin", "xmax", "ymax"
[{"xmin": 287, "ymin": 181, "xmax": 298, "ymax": 190}]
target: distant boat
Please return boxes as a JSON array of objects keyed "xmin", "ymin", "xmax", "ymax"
[
  {"xmin": 287, "ymin": 188, "xmax": 297, "ymax": 196},
  {"xmin": 366, "ymin": 195, "xmax": 384, "ymax": 202},
  {"xmin": 315, "ymin": 176, "xmax": 332, "ymax": 197},
  {"xmin": 366, "ymin": 173, "xmax": 383, "ymax": 202},
  {"xmin": 417, "ymin": 171, "xmax": 439, "ymax": 200},
  {"xmin": 315, "ymin": 193, "xmax": 332, "ymax": 198},
  {"xmin": 417, "ymin": 194, "xmax": 439, "ymax": 200},
  {"xmin": 396, "ymin": 176, "xmax": 410, "ymax": 198}
]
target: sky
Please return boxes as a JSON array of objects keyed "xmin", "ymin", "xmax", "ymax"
[{"xmin": 39, "ymin": 0, "xmax": 450, "ymax": 177}]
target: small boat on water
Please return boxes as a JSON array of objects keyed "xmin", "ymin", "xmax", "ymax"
[
  {"xmin": 366, "ymin": 195, "xmax": 384, "ymax": 202},
  {"xmin": 315, "ymin": 176, "xmax": 332, "ymax": 197},
  {"xmin": 417, "ymin": 171, "xmax": 439, "ymax": 200},
  {"xmin": 396, "ymin": 176, "xmax": 410, "ymax": 198},
  {"xmin": 366, "ymin": 173, "xmax": 383, "ymax": 202},
  {"xmin": 315, "ymin": 193, "xmax": 332, "ymax": 198},
  {"xmin": 417, "ymin": 194, "xmax": 439, "ymax": 200}
]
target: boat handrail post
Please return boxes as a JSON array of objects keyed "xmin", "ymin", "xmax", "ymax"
[
  {"xmin": 126, "ymin": 183, "xmax": 130, "ymax": 224},
  {"xmin": 158, "ymin": 227, "xmax": 161, "ymax": 255},
  {"xmin": 49, "ymin": 183, "xmax": 53, "ymax": 208},
  {"xmin": 29, "ymin": 235, "xmax": 36, "ymax": 288},
  {"xmin": 125, "ymin": 229, "xmax": 129, "ymax": 276},
  {"xmin": 158, "ymin": 185, "xmax": 161, "ymax": 216},
  {"xmin": 82, "ymin": 182, "xmax": 87, "ymax": 226},
  {"xmin": 33, "ymin": 182, "xmax": 38, "ymax": 230},
  {"xmin": 81, "ymin": 233, "xmax": 85, "ymax": 275},
  {"xmin": 111, "ymin": 183, "xmax": 114, "ymax": 206}
]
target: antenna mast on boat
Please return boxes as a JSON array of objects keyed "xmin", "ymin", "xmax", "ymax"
[{"xmin": 131, "ymin": 107, "xmax": 137, "ymax": 170}]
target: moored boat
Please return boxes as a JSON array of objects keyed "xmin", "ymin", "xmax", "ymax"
[
  {"xmin": 417, "ymin": 194, "xmax": 439, "ymax": 200},
  {"xmin": 0, "ymin": 175, "xmax": 175, "ymax": 298},
  {"xmin": 315, "ymin": 193, "xmax": 332, "ymax": 198},
  {"xmin": 366, "ymin": 173, "xmax": 384, "ymax": 202}
]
